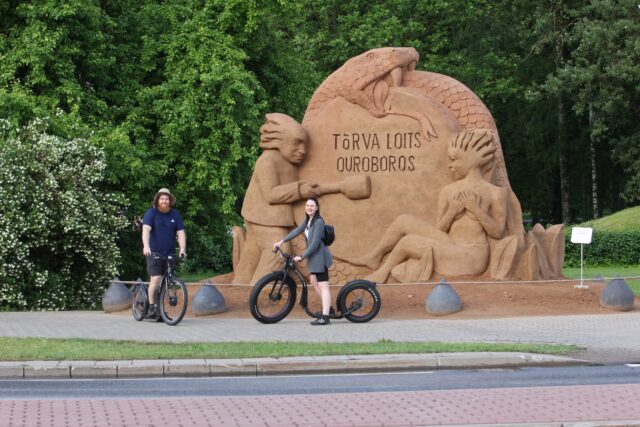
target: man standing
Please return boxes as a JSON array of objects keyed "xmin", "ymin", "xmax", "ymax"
[{"xmin": 142, "ymin": 188, "xmax": 186, "ymax": 318}]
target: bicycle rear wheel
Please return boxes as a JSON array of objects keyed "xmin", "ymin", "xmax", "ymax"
[
  {"xmin": 338, "ymin": 280, "xmax": 381, "ymax": 323},
  {"xmin": 132, "ymin": 284, "xmax": 148, "ymax": 321},
  {"xmin": 159, "ymin": 278, "xmax": 188, "ymax": 326},
  {"xmin": 249, "ymin": 272, "xmax": 297, "ymax": 324}
]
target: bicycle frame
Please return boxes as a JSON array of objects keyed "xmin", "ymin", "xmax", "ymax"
[
  {"xmin": 273, "ymin": 247, "xmax": 363, "ymax": 319},
  {"xmin": 148, "ymin": 254, "xmax": 176, "ymax": 302},
  {"xmin": 139, "ymin": 253, "xmax": 187, "ymax": 325}
]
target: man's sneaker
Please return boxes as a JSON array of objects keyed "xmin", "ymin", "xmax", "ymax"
[
  {"xmin": 312, "ymin": 307, "xmax": 336, "ymax": 318},
  {"xmin": 310, "ymin": 315, "xmax": 330, "ymax": 326},
  {"xmin": 147, "ymin": 304, "xmax": 158, "ymax": 319}
]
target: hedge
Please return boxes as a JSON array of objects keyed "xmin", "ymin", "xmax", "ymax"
[{"xmin": 564, "ymin": 230, "xmax": 640, "ymax": 267}]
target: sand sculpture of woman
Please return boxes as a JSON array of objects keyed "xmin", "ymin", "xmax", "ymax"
[{"xmin": 352, "ymin": 130, "xmax": 508, "ymax": 283}]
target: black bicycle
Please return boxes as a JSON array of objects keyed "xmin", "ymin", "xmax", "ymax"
[
  {"xmin": 249, "ymin": 247, "xmax": 381, "ymax": 324},
  {"xmin": 132, "ymin": 254, "xmax": 188, "ymax": 326}
]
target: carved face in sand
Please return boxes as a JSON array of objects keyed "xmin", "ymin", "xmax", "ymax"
[
  {"xmin": 447, "ymin": 131, "xmax": 496, "ymax": 180},
  {"xmin": 259, "ymin": 113, "xmax": 308, "ymax": 165},
  {"xmin": 279, "ymin": 125, "xmax": 307, "ymax": 165}
]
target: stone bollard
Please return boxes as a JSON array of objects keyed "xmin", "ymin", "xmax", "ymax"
[
  {"xmin": 426, "ymin": 278, "xmax": 462, "ymax": 316},
  {"xmin": 192, "ymin": 281, "xmax": 227, "ymax": 316},
  {"xmin": 600, "ymin": 277, "xmax": 635, "ymax": 312},
  {"xmin": 102, "ymin": 278, "xmax": 133, "ymax": 313}
]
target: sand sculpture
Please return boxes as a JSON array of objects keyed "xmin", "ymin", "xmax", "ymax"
[
  {"xmin": 232, "ymin": 113, "xmax": 370, "ymax": 284},
  {"xmin": 232, "ymin": 47, "xmax": 564, "ymax": 284}
]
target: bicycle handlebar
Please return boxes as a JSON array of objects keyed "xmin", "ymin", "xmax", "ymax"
[
  {"xmin": 274, "ymin": 246, "xmax": 300, "ymax": 264},
  {"xmin": 151, "ymin": 252, "xmax": 187, "ymax": 260},
  {"xmin": 273, "ymin": 246, "xmax": 290, "ymax": 258}
]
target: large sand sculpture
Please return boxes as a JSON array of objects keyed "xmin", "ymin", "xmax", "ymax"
[{"xmin": 232, "ymin": 47, "xmax": 564, "ymax": 285}]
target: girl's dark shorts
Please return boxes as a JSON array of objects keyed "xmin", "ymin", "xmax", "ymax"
[{"xmin": 310, "ymin": 267, "xmax": 329, "ymax": 282}]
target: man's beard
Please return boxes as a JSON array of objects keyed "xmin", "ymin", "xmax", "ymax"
[{"xmin": 158, "ymin": 203, "xmax": 171, "ymax": 213}]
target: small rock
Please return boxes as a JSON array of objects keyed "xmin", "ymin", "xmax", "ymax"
[
  {"xmin": 102, "ymin": 278, "xmax": 132, "ymax": 313},
  {"xmin": 600, "ymin": 278, "xmax": 634, "ymax": 312},
  {"xmin": 192, "ymin": 282, "xmax": 227, "ymax": 316},
  {"xmin": 426, "ymin": 278, "xmax": 462, "ymax": 316}
]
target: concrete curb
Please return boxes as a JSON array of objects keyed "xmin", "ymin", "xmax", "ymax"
[{"xmin": 0, "ymin": 352, "xmax": 590, "ymax": 379}]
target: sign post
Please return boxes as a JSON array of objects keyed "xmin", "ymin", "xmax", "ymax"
[{"xmin": 570, "ymin": 227, "xmax": 593, "ymax": 289}]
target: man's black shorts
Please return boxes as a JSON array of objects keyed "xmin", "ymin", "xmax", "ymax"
[
  {"xmin": 146, "ymin": 255, "xmax": 166, "ymax": 277},
  {"xmin": 310, "ymin": 267, "xmax": 329, "ymax": 282}
]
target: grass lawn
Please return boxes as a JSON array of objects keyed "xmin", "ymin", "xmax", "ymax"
[
  {"xmin": 0, "ymin": 337, "xmax": 578, "ymax": 362},
  {"xmin": 574, "ymin": 206, "xmax": 640, "ymax": 232},
  {"xmin": 563, "ymin": 265, "xmax": 640, "ymax": 294},
  {"xmin": 177, "ymin": 270, "xmax": 217, "ymax": 282}
]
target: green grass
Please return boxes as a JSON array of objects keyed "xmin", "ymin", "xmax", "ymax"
[
  {"xmin": 176, "ymin": 270, "xmax": 217, "ymax": 283},
  {"xmin": 563, "ymin": 265, "xmax": 640, "ymax": 294},
  {"xmin": 0, "ymin": 337, "xmax": 578, "ymax": 362},
  {"xmin": 574, "ymin": 206, "xmax": 640, "ymax": 232}
]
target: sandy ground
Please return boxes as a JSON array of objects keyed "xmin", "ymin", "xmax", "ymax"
[{"xmin": 180, "ymin": 273, "xmax": 633, "ymax": 320}]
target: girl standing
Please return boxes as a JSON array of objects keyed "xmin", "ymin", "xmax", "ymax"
[{"xmin": 274, "ymin": 197, "xmax": 333, "ymax": 325}]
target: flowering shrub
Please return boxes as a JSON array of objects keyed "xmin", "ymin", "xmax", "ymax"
[{"xmin": 0, "ymin": 119, "xmax": 126, "ymax": 310}]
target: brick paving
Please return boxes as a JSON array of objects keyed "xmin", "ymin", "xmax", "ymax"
[{"xmin": 2, "ymin": 383, "xmax": 640, "ymax": 426}]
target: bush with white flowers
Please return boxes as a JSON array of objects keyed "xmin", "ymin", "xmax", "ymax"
[{"xmin": 0, "ymin": 119, "xmax": 126, "ymax": 310}]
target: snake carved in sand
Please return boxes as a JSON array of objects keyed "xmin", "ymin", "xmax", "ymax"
[
  {"xmin": 303, "ymin": 47, "xmax": 524, "ymax": 245},
  {"xmin": 303, "ymin": 47, "xmax": 509, "ymax": 188}
]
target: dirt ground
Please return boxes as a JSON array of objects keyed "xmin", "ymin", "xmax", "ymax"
[{"xmin": 184, "ymin": 273, "xmax": 637, "ymax": 319}]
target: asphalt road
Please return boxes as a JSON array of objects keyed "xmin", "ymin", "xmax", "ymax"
[{"xmin": 4, "ymin": 364, "xmax": 640, "ymax": 400}]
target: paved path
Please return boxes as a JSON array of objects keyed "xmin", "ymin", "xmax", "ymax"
[{"xmin": 1, "ymin": 311, "xmax": 640, "ymax": 353}]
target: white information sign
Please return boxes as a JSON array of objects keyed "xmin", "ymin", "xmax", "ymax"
[
  {"xmin": 571, "ymin": 227, "xmax": 593, "ymax": 244},
  {"xmin": 570, "ymin": 227, "xmax": 593, "ymax": 289}
]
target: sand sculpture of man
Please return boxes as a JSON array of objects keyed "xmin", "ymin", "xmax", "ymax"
[
  {"xmin": 233, "ymin": 113, "xmax": 322, "ymax": 284},
  {"xmin": 352, "ymin": 130, "xmax": 509, "ymax": 283}
]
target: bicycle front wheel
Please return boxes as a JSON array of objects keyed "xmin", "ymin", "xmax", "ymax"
[
  {"xmin": 132, "ymin": 284, "xmax": 148, "ymax": 321},
  {"xmin": 131, "ymin": 284, "xmax": 149, "ymax": 322},
  {"xmin": 159, "ymin": 278, "xmax": 188, "ymax": 326},
  {"xmin": 338, "ymin": 280, "xmax": 381, "ymax": 323},
  {"xmin": 249, "ymin": 272, "xmax": 297, "ymax": 324}
]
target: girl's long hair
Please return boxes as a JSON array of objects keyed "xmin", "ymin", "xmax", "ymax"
[{"xmin": 305, "ymin": 197, "xmax": 321, "ymax": 228}]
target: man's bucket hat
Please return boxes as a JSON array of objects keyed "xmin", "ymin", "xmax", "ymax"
[{"xmin": 154, "ymin": 188, "xmax": 176, "ymax": 207}]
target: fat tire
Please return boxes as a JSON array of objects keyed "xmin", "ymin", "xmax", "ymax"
[
  {"xmin": 249, "ymin": 272, "xmax": 297, "ymax": 324},
  {"xmin": 338, "ymin": 281, "xmax": 381, "ymax": 323},
  {"xmin": 159, "ymin": 278, "xmax": 188, "ymax": 326},
  {"xmin": 132, "ymin": 284, "xmax": 148, "ymax": 321}
]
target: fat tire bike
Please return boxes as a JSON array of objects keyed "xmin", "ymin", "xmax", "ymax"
[
  {"xmin": 132, "ymin": 254, "xmax": 188, "ymax": 326},
  {"xmin": 249, "ymin": 247, "xmax": 381, "ymax": 324}
]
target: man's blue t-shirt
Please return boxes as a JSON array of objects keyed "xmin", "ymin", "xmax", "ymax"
[{"xmin": 143, "ymin": 207, "xmax": 185, "ymax": 256}]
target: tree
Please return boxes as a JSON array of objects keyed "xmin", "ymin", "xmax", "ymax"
[
  {"xmin": 554, "ymin": 0, "xmax": 640, "ymax": 209},
  {"xmin": 0, "ymin": 118, "xmax": 126, "ymax": 310}
]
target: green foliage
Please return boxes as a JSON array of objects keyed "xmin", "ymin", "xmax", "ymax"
[
  {"xmin": 2, "ymin": 0, "xmax": 322, "ymax": 282},
  {"xmin": 555, "ymin": 0, "xmax": 640, "ymax": 206},
  {"xmin": 0, "ymin": 118, "xmax": 126, "ymax": 310},
  {"xmin": 565, "ymin": 207, "xmax": 640, "ymax": 267},
  {"xmin": 1, "ymin": 1, "xmax": 639, "ymax": 305},
  {"xmin": 564, "ymin": 230, "xmax": 640, "ymax": 267}
]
